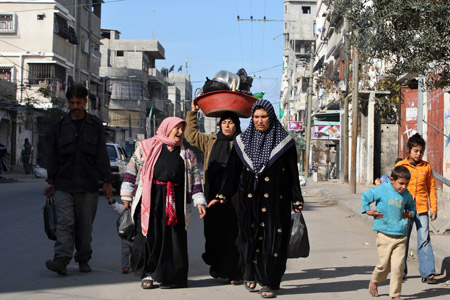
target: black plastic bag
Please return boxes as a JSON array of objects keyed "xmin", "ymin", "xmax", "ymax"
[
  {"xmin": 117, "ymin": 209, "xmax": 135, "ymax": 241},
  {"xmin": 287, "ymin": 212, "xmax": 309, "ymax": 258},
  {"xmin": 236, "ymin": 68, "xmax": 253, "ymax": 92},
  {"xmin": 202, "ymin": 77, "xmax": 230, "ymax": 94},
  {"xmin": 43, "ymin": 197, "xmax": 57, "ymax": 241}
]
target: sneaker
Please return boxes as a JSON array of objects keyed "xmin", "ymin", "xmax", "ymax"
[
  {"xmin": 79, "ymin": 261, "xmax": 91, "ymax": 273},
  {"xmin": 46, "ymin": 259, "xmax": 68, "ymax": 275}
]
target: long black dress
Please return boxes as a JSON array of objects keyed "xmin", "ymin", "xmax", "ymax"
[
  {"xmin": 133, "ymin": 146, "xmax": 188, "ymax": 286},
  {"xmin": 202, "ymin": 155, "xmax": 242, "ymax": 280},
  {"xmin": 219, "ymin": 145, "xmax": 303, "ymax": 290}
]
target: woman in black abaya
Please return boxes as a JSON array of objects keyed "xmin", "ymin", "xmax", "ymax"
[{"xmin": 210, "ymin": 100, "xmax": 304, "ymax": 298}]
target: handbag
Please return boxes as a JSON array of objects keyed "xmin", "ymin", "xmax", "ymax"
[
  {"xmin": 117, "ymin": 209, "xmax": 135, "ymax": 241},
  {"xmin": 43, "ymin": 197, "xmax": 57, "ymax": 241},
  {"xmin": 287, "ymin": 212, "xmax": 310, "ymax": 258}
]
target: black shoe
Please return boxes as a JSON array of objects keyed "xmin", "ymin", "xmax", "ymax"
[
  {"xmin": 79, "ymin": 261, "xmax": 91, "ymax": 272},
  {"xmin": 46, "ymin": 259, "xmax": 68, "ymax": 275}
]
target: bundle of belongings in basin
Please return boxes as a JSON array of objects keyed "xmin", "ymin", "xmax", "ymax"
[{"xmin": 202, "ymin": 68, "xmax": 253, "ymax": 95}]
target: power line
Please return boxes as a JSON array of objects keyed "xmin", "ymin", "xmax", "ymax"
[{"xmin": 250, "ymin": 63, "xmax": 282, "ymax": 74}]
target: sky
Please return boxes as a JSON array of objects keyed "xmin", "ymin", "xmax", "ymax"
[{"xmin": 101, "ymin": 0, "xmax": 284, "ymax": 128}]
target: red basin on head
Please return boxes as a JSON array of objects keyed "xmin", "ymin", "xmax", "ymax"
[{"xmin": 194, "ymin": 90, "xmax": 258, "ymax": 118}]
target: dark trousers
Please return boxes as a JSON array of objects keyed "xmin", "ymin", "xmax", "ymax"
[
  {"xmin": 22, "ymin": 155, "xmax": 31, "ymax": 174},
  {"xmin": 53, "ymin": 191, "xmax": 98, "ymax": 266}
]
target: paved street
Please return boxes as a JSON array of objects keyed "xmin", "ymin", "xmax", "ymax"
[{"xmin": 0, "ymin": 175, "xmax": 449, "ymax": 299}]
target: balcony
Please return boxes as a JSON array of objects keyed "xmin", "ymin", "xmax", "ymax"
[
  {"xmin": 148, "ymin": 68, "xmax": 165, "ymax": 85},
  {"xmin": 147, "ymin": 97, "xmax": 166, "ymax": 113}
]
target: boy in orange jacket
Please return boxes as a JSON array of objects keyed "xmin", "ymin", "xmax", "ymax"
[{"xmin": 396, "ymin": 133, "xmax": 438, "ymax": 284}]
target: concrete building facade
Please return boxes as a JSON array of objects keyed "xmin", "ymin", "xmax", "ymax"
[
  {"xmin": 0, "ymin": 0, "xmax": 108, "ymax": 168},
  {"xmin": 100, "ymin": 28, "xmax": 168, "ymax": 141},
  {"xmin": 281, "ymin": 0, "xmax": 317, "ymax": 126},
  {"xmin": 168, "ymin": 73, "xmax": 192, "ymax": 118}
]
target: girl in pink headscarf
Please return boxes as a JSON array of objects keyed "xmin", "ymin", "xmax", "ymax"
[{"xmin": 121, "ymin": 117, "xmax": 206, "ymax": 289}]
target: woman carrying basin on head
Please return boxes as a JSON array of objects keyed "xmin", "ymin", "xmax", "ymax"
[{"xmin": 185, "ymin": 101, "xmax": 243, "ymax": 284}]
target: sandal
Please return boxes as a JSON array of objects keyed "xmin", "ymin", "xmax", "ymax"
[
  {"xmin": 244, "ymin": 281, "xmax": 258, "ymax": 292},
  {"xmin": 259, "ymin": 286, "xmax": 276, "ymax": 298},
  {"xmin": 141, "ymin": 277, "xmax": 154, "ymax": 289},
  {"xmin": 230, "ymin": 279, "xmax": 241, "ymax": 285},
  {"xmin": 422, "ymin": 275, "xmax": 437, "ymax": 284}
]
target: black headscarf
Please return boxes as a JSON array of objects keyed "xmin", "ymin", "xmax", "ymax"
[
  {"xmin": 234, "ymin": 99, "xmax": 294, "ymax": 175},
  {"xmin": 205, "ymin": 112, "xmax": 241, "ymax": 200}
]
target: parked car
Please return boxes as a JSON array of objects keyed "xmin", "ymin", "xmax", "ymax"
[{"xmin": 106, "ymin": 143, "xmax": 129, "ymax": 193}]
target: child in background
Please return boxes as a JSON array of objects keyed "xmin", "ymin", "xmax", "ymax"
[
  {"xmin": 396, "ymin": 133, "xmax": 438, "ymax": 284},
  {"xmin": 362, "ymin": 166, "xmax": 416, "ymax": 300},
  {"xmin": 375, "ymin": 158, "xmax": 403, "ymax": 186},
  {"xmin": 108, "ymin": 197, "xmax": 135, "ymax": 274}
]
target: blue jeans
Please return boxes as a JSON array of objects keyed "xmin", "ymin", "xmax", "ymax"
[{"xmin": 404, "ymin": 212, "xmax": 436, "ymax": 278}]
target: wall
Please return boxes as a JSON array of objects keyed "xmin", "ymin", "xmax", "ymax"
[
  {"xmin": 377, "ymin": 124, "xmax": 403, "ymax": 177},
  {"xmin": 398, "ymin": 87, "xmax": 418, "ymax": 157},
  {"xmin": 443, "ymin": 92, "xmax": 450, "ymax": 193},
  {"xmin": 426, "ymin": 88, "xmax": 444, "ymax": 189}
]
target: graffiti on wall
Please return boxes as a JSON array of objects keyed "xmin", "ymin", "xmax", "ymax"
[
  {"xmin": 445, "ymin": 110, "xmax": 450, "ymax": 174},
  {"xmin": 403, "ymin": 124, "xmax": 417, "ymax": 140}
]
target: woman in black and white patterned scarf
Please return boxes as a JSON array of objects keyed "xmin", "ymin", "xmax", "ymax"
[{"xmin": 211, "ymin": 100, "xmax": 304, "ymax": 298}]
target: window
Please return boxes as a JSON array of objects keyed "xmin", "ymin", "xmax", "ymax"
[
  {"xmin": 110, "ymin": 80, "xmax": 142, "ymax": 100},
  {"xmin": 302, "ymin": 78, "xmax": 309, "ymax": 93},
  {"xmin": 116, "ymin": 50, "xmax": 124, "ymax": 57},
  {"xmin": 0, "ymin": 67, "xmax": 12, "ymax": 81},
  {"xmin": 0, "ymin": 13, "xmax": 16, "ymax": 34},
  {"xmin": 92, "ymin": 43, "xmax": 100, "ymax": 57},
  {"xmin": 92, "ymin": 3, "xmax": 101, "ymax": 18},
  {"xmin": 54, "ymin": 14, "xmax": 69, "ymax": 39},
  {"xmin": 302, "ymin": 6, "xmax": 311, "ymax": 14},
  {"xmin": 28, "ymin": 63, "xmax": 66, "ymax": 85},
  {"xmin": 82, "ymin": 37, "xmax": 89, "ymax": 53},
  {"xmin": 68, "ymin": 26, "xmax": 78, "ymax": 44}
]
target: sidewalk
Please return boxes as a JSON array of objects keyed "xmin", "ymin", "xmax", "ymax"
[
  {"xmin": 308, "ymin": 180, "xmax": 450, "ymax": 279},
  {"xmin": 0, "ymin": 165, "xmax": 45, "ymax": 182}
]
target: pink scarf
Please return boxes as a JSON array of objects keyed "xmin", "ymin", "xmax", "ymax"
[{"xmin": 139, "ymin": 117, "xmax": 186, "ymax": 236}]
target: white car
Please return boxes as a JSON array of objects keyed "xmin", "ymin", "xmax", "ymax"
[{"xmin": 106, "ymin": 143, "xmax": 129, "ymax": 193}]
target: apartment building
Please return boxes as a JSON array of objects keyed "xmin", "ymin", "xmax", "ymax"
[
  {"xmin": 168, "ymin": 73, "xmax": 192, "ymax": 118},
  {"xmin": 281, "ymin": 0, "xmax": 317, "ymax": 125},
  {"xmin": 0, "ymin": 0, "xmax": 107, "ymax": 168},
  {"xmin": 100, "ymin": 28, "xmax": 168, "ymax": 142},
  {"xmin": 0, "ymin": 0, "xmax": 106, "ymax": 112}
]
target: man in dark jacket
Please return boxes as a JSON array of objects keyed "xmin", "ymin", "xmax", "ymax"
[{"xmin": 44, "ymin": 83, "xmax": 113, "ymax": 275}]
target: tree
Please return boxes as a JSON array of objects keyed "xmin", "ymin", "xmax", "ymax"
[{"xmin": 324, "ymin": 0, "xmax": 450, "ymax": 89}]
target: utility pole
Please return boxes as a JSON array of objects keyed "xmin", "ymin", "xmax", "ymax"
[
  {"xmin": 304, "ymin": 44, "xmax": 315, "ymax": 177},
  {"xmin": 417, "ymin": 75, "xmax": 424, "ymax": 135},
  {"xmin": 350, "ymin": 29, "xmax": 359, "ymax": 194},
  {"xmin": 343, "ymin": 18, "xmax": 350, "ymax": 183}
]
